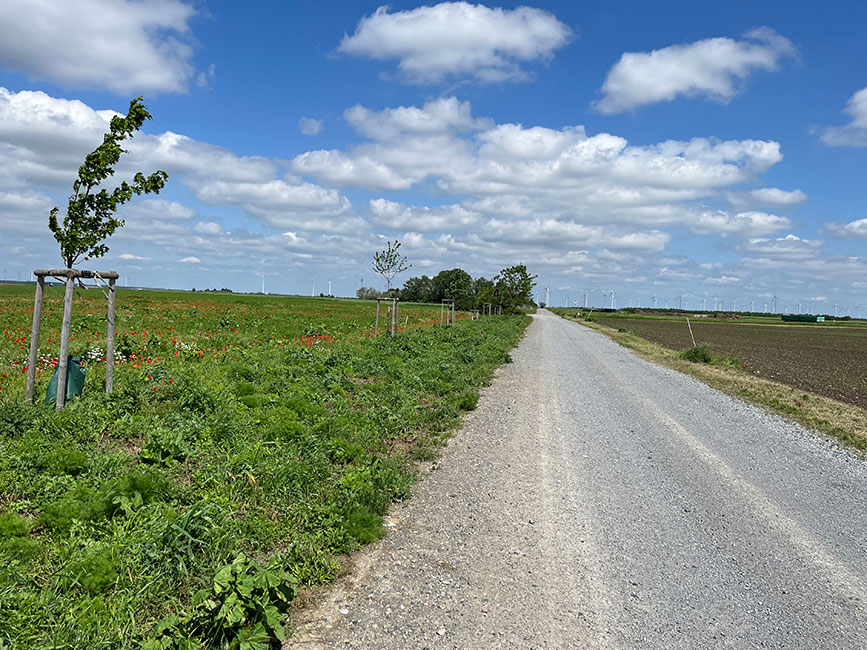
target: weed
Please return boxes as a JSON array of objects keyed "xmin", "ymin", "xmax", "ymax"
[{"xmin": 678, "ymin": 343, "xmax": 714, "ymax": 363}]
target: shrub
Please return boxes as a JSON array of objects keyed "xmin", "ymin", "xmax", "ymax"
[{"xmin": 678, "ymin": 343, "xmax": 714, "ymax": 363}]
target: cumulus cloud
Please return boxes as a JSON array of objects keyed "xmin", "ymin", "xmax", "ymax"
[
  {"xmin": 727, "ymin": 187, "xmax": 807, "ymax": 207},
  {"xmin": 596, "ymin": 27, "xmax": 796, "ymax": 113},
  {"xmin": 191, "ymin": 179, "xmax": 358, "ymax": 232},
  {"xmin": 4, "ymin": 87, "xmax": 840, "ymax": 303},
  {"xmin": 118, "ymin": 253, "xmax": 147, "ymax": 261},
  {"xmin": 741, "ymin": 234, "xmax": 823, "ymax": 259},
  {"xmin": 825, "ymin": 217, "xmax": 867, "ymax": 239},
  {"xmin": 298, "ymin": 117, "xmax": 324, "ymax": 136},
  {"xmin": 369, "ymin": 199, "xmax": 479, "ymax": 231},
  {"xmin": 819, "ymin": 87, "xmax": 867, "ymax": 147},
  {"xmin": 0, "ymin": 87, "xmax": 355, "ymax": 242},
  {"xmin": 295, "ymin": 98, "xmax": 783, "ymax": 223},
  {"xmin": 690, "ymin": 210, "xmax": 791, "ymax": 237},
  {"xmin": 338, "ymin": 2, "xmax": 572, "ymax": 84},
  {"xmin": 0, "ymin": 0, "xmax": 196, "ymax": 94},
  {"xmin": 122, "ymin": 199, "xmax": 195, "ymax": 221},
  {"xmin": 345, "ymin": 97, "xmax": 492, "ymax": 140},
  {"xmin": 179, "ymin": 256, "xmax": 200, "ymax": 263}
]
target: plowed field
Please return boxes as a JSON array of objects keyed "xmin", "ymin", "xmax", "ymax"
[{"xmin": 596, "ymin": 317, "xmax": 867, "ymax": 409}]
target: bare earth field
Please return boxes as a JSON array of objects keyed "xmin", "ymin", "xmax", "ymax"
[{"xmin": 596, "ymin": 317, "xmax": 867, "ymax": 409}]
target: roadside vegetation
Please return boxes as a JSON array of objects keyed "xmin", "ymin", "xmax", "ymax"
[
  {"xmin": 0, "ymin": 286, "xmax": 529, "ymax": 648},
  {"xmin": 551, "ymin": 308, "xmax": 867, "ymax": 452}
]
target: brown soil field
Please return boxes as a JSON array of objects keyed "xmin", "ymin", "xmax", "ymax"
[{"xmin": 596, "ymin": 317, "xmax": 867, "ymax": 409}]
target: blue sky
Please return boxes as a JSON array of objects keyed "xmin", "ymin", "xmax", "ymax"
[{"xmin": 1, "ymin": 1, "xmax": 865, "ymax": 314}]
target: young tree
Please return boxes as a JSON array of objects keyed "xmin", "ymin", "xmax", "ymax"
[
  {"xmin": 49, "ymin": 96, "xmax": 168, "ymax": 269},
  {"xmin": 372, "ymin": 240, "xmax": 411, "ymax": 291}
]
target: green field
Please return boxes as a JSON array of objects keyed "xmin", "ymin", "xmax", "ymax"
[{"xmin": 0, "ymin": 284, "xmax": 529, "ymax": 648}]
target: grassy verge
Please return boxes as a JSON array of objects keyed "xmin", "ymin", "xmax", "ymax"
[
  {"xmin": 551, "ymin": 309, "xmax": 867, "ymax": 452},
  {"xmin": 0, "ymin": 312, "xmax": 529, "ymax": 648}
]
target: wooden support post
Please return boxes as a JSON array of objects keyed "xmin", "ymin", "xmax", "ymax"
[
  {"xmin": 451, "ymin": 301, "xmax": 456, "ymax": 327},
  {"xmin": 55, "ymin": 273, "xmax": 75, "ymax": 411},
  {"xmin": 394, "ymin": 300, "xmax": 399, "ymax": 335},
  {"xmin": 440, "ymin": 302, "xmax": 444, "ymax": 327},
  {"xmin": 375, "ymin": 300, "xmax": 380, "ymax": 338},
  {"xmin": 25, "ymin": 276, "xmax": 45, "ymax": 403},
  {"xmin": 105, "ymin": 278, "xmax": 116, "ymax": 393}
]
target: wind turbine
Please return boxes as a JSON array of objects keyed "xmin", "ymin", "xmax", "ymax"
[
  {"xmin": 772, "ymin": 292, "xmax": 778, "ymax": 314},
  {"xmin": 545, "ymin": 287, "xmax": 550, "ymax": 307},
  {"xmin": 583, "ymin": 289, "xmax": 589, "ymax": 309},
  {"xmin": 750, "ymin": 299, "xmax": 755, "ymax": 313},
  {"xmin": 328, "ymin": 279, "xmax": 332, "ymax": 297},
  {"xmin": 611, "ymin": 291, "xmax": 616, "ymax": 309},
  {"xmin": 652, "ymin": 294, "xmax": 658, "ymax": 309},
  {"xmin": 311, "ymin": 280, "xmax": 315, "ymax": 297},
  {"xmin": 834, "ymin": 301, "xmax": 838, "ymax": 318},
  {"xmin": 713, "ymin": 294, "xmax": 718, "ymax": 311},
  {"xmin": 857, "ymin": 305, "xmax": 862, "ymax": 319}
]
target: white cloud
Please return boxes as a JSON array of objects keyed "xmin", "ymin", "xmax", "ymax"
[
  {"xmin": 825, "ymin": 217, "xmax": 867, "ymax": 239},
  {"xmin": 369, "ymin": 199, "xmax": 479, "ymax": 231},
  {"xmin": 819, "ymin": 87, "xmax": 867, "ymax": 147},
  {"xmin": 345, "ymin": 97, "xmax": 492, "ymax": 140},
  {"xmin": 196, "ymin": 64, "xmax": 216, "ymax": 90},
  {"xmin": 122, "ymin": 199, "xmax": 195, "ymax": 221},
  {"xmin": 741, "ymin": 234, "xmax": 823, "ymax": 259},
  {"xmin": 690, "ymin": 210, "xmax": 791, "ymax": 237},
  {"xmin": 5, "ymin": 87, "xmax": 849, "ymax": 304},
  {"xmin": 193, "ymin": 221, "xmax": 224, "ymax": 235},
  {"xmin": 191, "ymin": 179, "xmax": 359, "ymax": 232},
  {"xmin": 596, "ymin": 27, "xmax": 796, "ymax": 113},
  {"xmin": 727, "ymin": 187, "xmax": 807, "ymax": 207},
  {"xmin": 338, "ymin": 2, "xmax": 572, "ymax": 84},
  {"xmin": 0, "ymin": 0, "xmax": 196, "ymax": 94},
  {"xmin": 180, "ymin": 256, "xmax": 200, "ymax": 263},
  {"xmin": 299, "ymin": 117, "xmax": 324, "ymax": 136}
]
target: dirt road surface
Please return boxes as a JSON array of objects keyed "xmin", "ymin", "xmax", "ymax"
[{"xmin": 288, "ymin": 310, "xmax": 867, "ymax": 649}]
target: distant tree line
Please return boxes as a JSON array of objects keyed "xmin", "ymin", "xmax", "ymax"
[{"xmin": 357, "ymin": 264, "xmax": 536, "ymax": 314}]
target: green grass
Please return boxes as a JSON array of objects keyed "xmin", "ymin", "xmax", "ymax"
[{"xmin": 0, "ymin": 286, "xmax": 529, "ymax": 647}]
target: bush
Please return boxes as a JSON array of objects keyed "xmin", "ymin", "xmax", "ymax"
[{"xmin": 678, "ymin": 343, "xmax": 714, "ymax": 363}]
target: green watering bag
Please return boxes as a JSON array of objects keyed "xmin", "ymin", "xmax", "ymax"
[{"xmin": 44, "ymin": 356, "xmax": 86, "ymax": 405}]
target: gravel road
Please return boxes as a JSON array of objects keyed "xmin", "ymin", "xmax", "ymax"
[{"xmin": 288, "ymin": 310, "xmax": 867, "ymax": 649}]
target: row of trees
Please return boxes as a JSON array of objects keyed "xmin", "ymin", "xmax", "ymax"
[{"xmin": 359, "ymin": 264, "xmax": 536, "ymax": 314}]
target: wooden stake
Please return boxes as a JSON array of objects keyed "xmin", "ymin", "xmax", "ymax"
[
  {"xmin": 25, "ymin": 276, "xmax": 45, "ymax": 403},
  {"xmin": 687, "ymin": 318, "xmax": 696, "ymax": 347},
  {"xmin": 105, "ymin": 278, "xmax": 116, "ymax": 393},
  {"xmin": 375, "ymin": 300, "xmax": 380, "ymax": 338},
  {"xmin": 55, "ymin": 273, "xmax": 75, "ymax": 410}
]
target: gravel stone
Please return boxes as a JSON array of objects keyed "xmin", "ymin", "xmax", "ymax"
[{"xmin": 287, "ymin": 310, "xmax": 867, "ymax": 649}]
